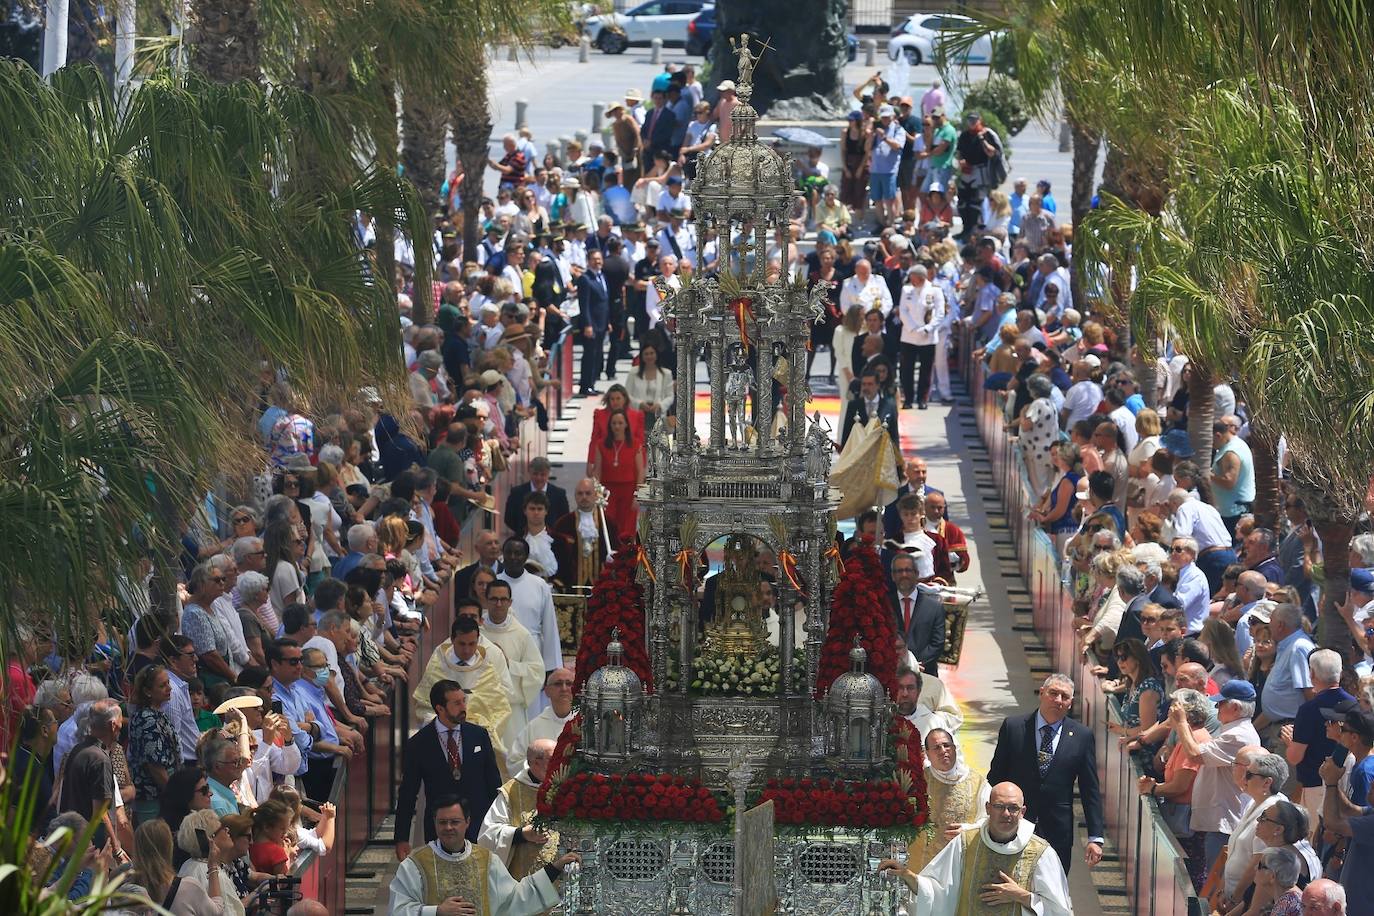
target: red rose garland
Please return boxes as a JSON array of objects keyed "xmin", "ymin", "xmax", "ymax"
[
  {"xmin": 815, "ymin": 537, "xmax": 898, "ymax": 698},
  {"xmin": 573, "ymin": 542, "xmax": 653, "ymax": 695},
  {"xmin": 537, "ymin": 714, "xmax": 725, "ymax": 824}
]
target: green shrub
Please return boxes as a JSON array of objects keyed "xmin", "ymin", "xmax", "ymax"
[
  {"xmin": 964, "ymin": 75, "xmax": 1029, "ymax": 136},
  {"xmin": 991, "ymin": 34, "xmax": 1018, "ymax": 79}
]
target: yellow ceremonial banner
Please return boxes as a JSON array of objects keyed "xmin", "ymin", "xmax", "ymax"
[{"xmin": 830, "ymin": 418, "xmax": 900, "ymax": 520}]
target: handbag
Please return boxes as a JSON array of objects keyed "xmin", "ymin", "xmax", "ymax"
[{"xmin": 1156, "ymin": 796, "xmax": 1194, "ymax": 838}]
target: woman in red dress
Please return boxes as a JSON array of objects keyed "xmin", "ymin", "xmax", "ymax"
[{"xmin": 590, "ymin": 409, "xmax": 644, "ymax": 538}]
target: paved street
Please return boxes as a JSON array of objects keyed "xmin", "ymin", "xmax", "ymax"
[{"xmin": 473, "ymin": 43, "xmax": 1081, "ymax": 210}]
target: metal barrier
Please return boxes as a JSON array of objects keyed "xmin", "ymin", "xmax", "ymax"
[
  {"xmin": 289, "ymin": 346, "xmax": 576, "ymax": 909},
  {"xmin": 957, "ymin": 325, "xmax": 1202, "ymax": 916}
]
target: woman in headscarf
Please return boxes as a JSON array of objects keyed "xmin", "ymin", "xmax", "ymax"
[{"xmin": 907, "ymin": 727, "xmax": 990, "ymax": 872}]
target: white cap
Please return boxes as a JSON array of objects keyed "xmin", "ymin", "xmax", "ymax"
[
  {"xmin": 716, "ymin": 80, "xmax": 736, "ymax": 91},
  {"xmin": 878, "ymin": 104, "xmax": 895, "ymax": 117},
  {"xmin": 1082, "ymin": 354, "xmax": 1102, "ymax": 369}
]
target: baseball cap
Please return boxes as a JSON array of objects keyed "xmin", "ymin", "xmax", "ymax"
[
  {"xmin": 930, "ymin": 105, "xmax": 946, "ymax": 117},
  {"xmin": 878, "ymin": 104, "xmax": 895, "ymax": 118},
  {"xmin": 1242, "ymin": 599, "xmax": 1275, "ymax": 625},
  {"xmin": 479, "ymin": 369, "xmax": 505, "ymax": 388},
  {"xmin": 717, "ymin": 79, "xmax": 736, "ymax": 91},
  {"xmin": 667, "ymin": 175, "xmax": 683, "ymax": 185},
  {"xmin": 1208, "ymin": 679, "xmax": 1256, "ymax": 703},
  {"xmin": 1081, "ymin": 354, "xmax": 1102, "ymax": 369},
  {"xmin": 1321, "ymin": 698, "xmax": 1362, "ymax": 722},
  {"xmin": 652, "ymin": 73, "xmax": 673, "ymax": 93},
  {"xmin": 847, "ymin": 110, "xmax": 863, "ymax": 121},
  {"xmin": 1352, "ymin": 567, "xmax": 1374, "ymax": 594},
  {"xmin": 1344, "ymin": 710, "xmax": 1374, "ymax": 743}
]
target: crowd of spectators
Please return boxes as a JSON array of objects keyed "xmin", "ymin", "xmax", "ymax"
[{"xmin": 977, "ymin": 204, "xmax": 1366, "ymax": 910}]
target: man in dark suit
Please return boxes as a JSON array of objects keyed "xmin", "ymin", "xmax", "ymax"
[
  {"xmin": 394, "ymin": 679, "xmax": 503, "ymax": 859},
  {"xmin": 575, "ymin": 249, "xmax": 610, "ymax": 397},
  {"xmin": 987, "ymin": 673, "xmax": 1106, "ymax": 872},
  {"xmin": 882, "ymin": 456, "xmax": 944, "ymax": 539},
  {"xmin": 849, "ymin": 309, "xmax": 888, "ymax": 381},
  {"xmin": 452, "ymin": 529, "xmax": 502, "ymax": 603},
  {"xmin": 840, "ymin": 370, "xmax": 899, "ymax": 448},
  {"xmin": 889, "ymin": 553, "xmax": 944, "ymax": 673},
  {"xmin": 503, "ymin": 457, "xmax": 570, "ymax": 536},
  {"xmin": 640, "ymin": 89, "xmax": 678, "ymax": 165}
]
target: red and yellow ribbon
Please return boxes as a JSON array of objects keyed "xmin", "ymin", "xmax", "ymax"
[
  {"xmin": 730, "ymin": 295, "xmax": 755, "ymax": 350},
  {"xmin": 675, "ymin": 548, "xmax": 695, "ymax": 590},
  {"xmin": 634, "ymin": 543, "xmax": 657, "ymax": 583},
  {"xmin": 778, "ymin": 549, "xmax": 806, "ymax": 596},
  {"xmin": 823, "ymin": 543, "xmax": 845, "ymax": 576}
]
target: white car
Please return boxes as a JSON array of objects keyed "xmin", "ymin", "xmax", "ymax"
[
  {"xmin": 585, "ymin": 0, "xmax": 713, "ymax": 54},
  {"xmin": 887, "ymin": 12, "xmax": 994, "ymax": 66}
]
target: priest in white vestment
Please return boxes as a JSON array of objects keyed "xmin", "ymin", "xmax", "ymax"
[
  {"xmin": 390, "ymin": 795, "xmax": 577, "ymax": 916},
  {"xmin": 481, "ymin": 580, "xmax": 545, "ymax": 744},
  {"xmin": 414, "ymin": 616, "xmax": 516, "ymax": 775},
  {"xmin": 509, "ymin": 668, "xmax": 575, "ymax": 772},
  {"xmin": 882, "ymin": 782, "xmax": 1073, "ymax": 916},
  {"xmin": 478, "ymin": 739, "xmax": 558, "ymax": 875}
]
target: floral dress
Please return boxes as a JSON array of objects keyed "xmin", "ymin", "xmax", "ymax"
[
  {"xmin": 1120, "ymin": 676, "xmax": 1163, "ymax": 770},
  {"xmin": 1269, "ymin": 889, "xmax": 1302, "ymax": 916},
  {"xmin": 127, "ymin": 705, "xmax": 181, "ymax": 803}
]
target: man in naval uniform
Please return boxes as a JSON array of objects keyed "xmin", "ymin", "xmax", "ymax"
[
  {"xmin": 551, "ymin": 477, "xmax": 620, "ymax": 591},
  {"xmin": 478, "ymin": 739, "xmax": 558, "ymax": 879},
  {"xmin": 390, "ymin": 795, "xmax": 578, "ymax": 916},
  {"xmin": 508, "ymin": 668, "xmax": 575, "ymax": 772},
  {"xmin": 414, "ymin": 616, "xmax": 515, "ymax": 775},
  {"xmin": 881, "ymin": 782, "xmax": 1072, "ymax": 915}
]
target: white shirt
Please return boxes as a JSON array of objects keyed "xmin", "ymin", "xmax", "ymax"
[
  {"xmin": 656, "ymin": 189, "xmax": 692, "ymax": 217},
  {"xmin": 900, "ymin": 530, "xmax": 938, "ymax": 579},
  {"xmin": 655, "ymin": 224, "xmax": 696, "ymax": 268},
  {"xmin": 898, "ymin": 281, "xmax": 946, "ymax": 346},
  {"xmin": 1170, "ymin": 496, "xmax": 1232, "ymax": 551},
  {"xmin": 1224, "ymin": 793, "xmax": 1283, "ymax": 896},
  {"xmin": 523, "ymin": 529, "xmax": 558, "ymax": 579},
  {"xmin": 1109, "ymin": 405, "xmax": 1139, "ymax": 452},
  {"xmin": 164, "ymin": 670, "xmax": 202, "ymax": 763},
  {"xmin": 498, "ymin": 571, "xmax": 563, "ymax": 673},
  {"xmin": 840, "ymin": 274, "xmax": 894, "ymax": 318},
  {"xmin": 1061, "ymin": 380, "xmax": 1103, "ymax": 427},
  {"xmin": 1175, "ymin": 561, "xmax": 1211, "ymax": 634}
]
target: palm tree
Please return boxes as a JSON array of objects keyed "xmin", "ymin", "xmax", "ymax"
[
  {"xmin": 186, "ymin": 0, "xmax": 261, "ymax": 82},
  {"xmin": 0, "ymin": 61, "xmax": 428, "ymax": 656}
]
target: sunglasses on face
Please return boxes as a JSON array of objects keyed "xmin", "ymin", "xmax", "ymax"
[
  {"xmin": 279, "ymin": 657, "xmax": 303, "ymax": 666},
  {"xmin": 1170, "ymin": 545, "xmax": 1188, "ymax": 553},
  {"xmin": 196, "ymin": 784, "xmax": 211, "ymax": 795}
]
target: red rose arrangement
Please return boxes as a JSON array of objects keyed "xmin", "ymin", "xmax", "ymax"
[
  {"xmin": 573, "ymin": 542, "xmax": 652, "ymax": 695},
  {"xmin": 537, "ymin": 714, "xmax": 724, "ymax": 824},
  {"xmin": 815, "ymin": 537, "xmax": 898, "ymax": 698},
  {"xmin": 891, "ymin": 717, "xmax": 931, "ymax": 828}
]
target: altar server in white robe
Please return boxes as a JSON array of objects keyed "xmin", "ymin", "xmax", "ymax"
[
  {"xmin": 478, "ymin": 739, "xmax": 558, "ymax": 875},
  {"xmin": 881, "ymin": 782, "xmax": 1073, "ymax": 916},
  {"xmin": 498, "ymin": 538, "xmax": 564, "ymax": 677},
  {"xmin": 509, "ymin": 668, "xmax": 576, "ymax": 772},
  {"xmin": 390, "ymin": 795, "xmax": 578, "ymax": 916},
  {"xmin": 481, "ymin": 580, "xmax": 546, "ymax": 735}
]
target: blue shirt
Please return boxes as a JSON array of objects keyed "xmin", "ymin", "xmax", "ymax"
[
  {"xmin": 1174, "ymin": 561, "xmax": 1211, "ymax": 634},
  {"xmin": 1008, "ymin": 192, "xmax": 1029, "ymax": 235},
  {"xmin": 1263, "ymin": 629, "xmax": 1315, "ymax": 721},
  {"xmin": 332, "ymin": 551, "xmax": 364, "ymax": 582},
  {"xmin": 208, "ymin": 777, "xmax": 240, "ymax": 816},
  {"xmin": 293, "ymin": 680, "xmax": 340, "ymax": 760},
  {"xmin": 870, "ymin": 120, "xmax": 905, "ymax": 174},
  {"xmin": 270, "ymin": 677, "xmax": 314, "ymax": 772},
  {"xmin": 1350, "ymin": 755, "xmax": 1374, "ymax": 813}
]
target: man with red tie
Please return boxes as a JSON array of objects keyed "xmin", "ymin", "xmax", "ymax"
[
  {"xmin": 890, "ymin": 552, "xmax": 946, "ymax": 676},
  {"xmin": 394, "ymin": 680, "xmax": 503, "ymax": 857}
]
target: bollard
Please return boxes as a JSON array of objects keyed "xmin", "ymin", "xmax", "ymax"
[
  {"xmin": 515, "ymin": 99, "xmax": 529, "ymax": 130},
  {"xmin": 546, "ymin": 140, "xmax": 561, "ymax": 162},
  {"xmin": 558, "ymin": 135, "xmax": 573, "ymax": 160},
  {"xmin": 650, "ymin": 37, "xmax": 663, "ymax": 65},
  {"xmin": 579, "ymin": 35, "xmax": 590, "ymax": 62},
  {"xmin": 862, "ymin": 38, "xmax": 876, "ymax": 67},
  {"xmin": 591, "ymin": 103, "xmax": 605, "ymax": 133},
  {"xmin": 507, "ymin": 44, "xmax": 517, "ymax": 62}
]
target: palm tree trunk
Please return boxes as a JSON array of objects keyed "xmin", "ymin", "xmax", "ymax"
[
  {"xmin": 1068, "ymin": 116, "xmax": 1100, "ymax": 309},
  {"xmin": 452, "ymin": 55, "xmax": 493, "ymax": 267},
  {"xmin": 1186, "ymin": 362, "xmax": 1215, "ymax": 470},
  {"xmin": 187, "ymin": 0, "xmax": 260, "ymax": 84},
  {"xmin": 1313, "ymin": 516, "xmax": 1355, "ymax": 655},
  {"xmin": 1248, "ymin": 425, "xmax": 1282, "ymax": 529},
  {"xmin": 402, "ymin": 85, "xmax": 448, "ymax": 225},
  {"xmin": 376, "ymin": 75, "xmax": 400, "ymax": 318}
]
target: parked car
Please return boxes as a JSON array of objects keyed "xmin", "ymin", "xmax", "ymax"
[
  {"xmin": 686, "ymin": 7, "xmax": 857, "ymax": 62},
  {"xmin": 887, "ymin": 12, "xmax": 993, "ymax": 65},
  {"xmin": 585, "ymin": 0, "xmax": 712, "ymax": 54}
]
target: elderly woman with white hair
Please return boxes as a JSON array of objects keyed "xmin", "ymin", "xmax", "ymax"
[
  {"xmin": 644, "ymin": 253, "xmax": 680, "ymax": 329},
  {"xmin": 176, "ymin": 808, "xmax": 246, "ymax": 915},
  {"xmin": 1140, "ymin": 687, "xmax": 1214, "ymax": 889},
  {"xmin": 1019, "ymin": 372, "xmax": 1061, "ymax": 500},
  {"xmin": 232, "ymin": 571, "xmax": 271, "ymax": 667},
  {"xmin": 1247, "ymin": 847, "xmax": 1304, "ymax": 916}
]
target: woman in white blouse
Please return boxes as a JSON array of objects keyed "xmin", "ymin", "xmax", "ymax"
[
  {"xmin": 832, "ymin": 305, "xmax": 863, "ymax": 415},
  {"xmin": 625, "ymin": 340, "xmax": 674, "ymax": 431}
]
